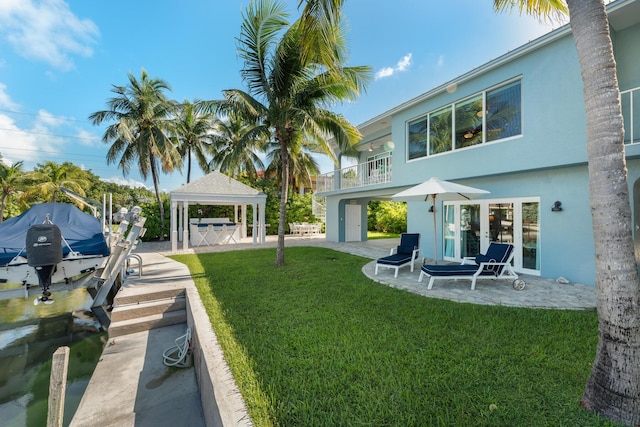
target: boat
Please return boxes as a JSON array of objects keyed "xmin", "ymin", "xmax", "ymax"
[{"xmin": 0, "ymin": 203, "xmax": 111, "ymax": 303}]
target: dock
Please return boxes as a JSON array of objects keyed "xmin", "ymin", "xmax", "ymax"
[{"xmin": 71, "ymin": 251, "xmax": 251, "ymax": 427}]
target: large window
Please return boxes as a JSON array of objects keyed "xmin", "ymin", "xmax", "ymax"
[
  {"xmin": 486, "ymin": 80, "xmax": 522, "ymax": 142},
  {"xmin": 429, "ymin": 106, "xmax": 452, "ymax": 155},
  {"xmin": 407, "ymin": 79, "xmax": 522, "ymax": 161},
  {"xmin": 455, "ymin": 94, "xmax": 483, "ymax": 149},
  {"xmin": 407, "ymin": 116, "xmax": 427, "ymax": 160}
]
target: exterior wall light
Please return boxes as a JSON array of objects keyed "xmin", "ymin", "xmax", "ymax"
[{"xmin": 551, "ymin": 201, "xmax": 563, "ymax": 212}]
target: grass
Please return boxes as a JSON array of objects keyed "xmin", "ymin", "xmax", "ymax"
[
  {"xmin": 367, "ymin": 231, "xmax": 401, "ymax": 240},
  {"xmin": 171, "ymin": 247, "xmax": 615, "ymax": 427}
]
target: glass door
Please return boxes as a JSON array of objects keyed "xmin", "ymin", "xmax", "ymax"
[
  {"xmin": 487, "ymin": 203, "xmax": 514, "ymax": 245},
  {"xmin": 443, "ymin": 199, "xmax": 540, "ymax": 275},
  {"xmin": 460, "ymin": 203, "xmax": 481, "ymax": 258}
]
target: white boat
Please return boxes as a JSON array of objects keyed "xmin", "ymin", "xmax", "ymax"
[{"xmin": 0, "ymin": 203, "xmax": 111, "ymax": 303}]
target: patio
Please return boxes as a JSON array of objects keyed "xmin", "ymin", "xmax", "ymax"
[{"xmin": 137, "ymin": 236, "xmax": 596, "ymax": 310}]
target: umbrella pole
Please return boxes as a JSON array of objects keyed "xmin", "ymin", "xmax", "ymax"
[{"xmin": 432, "ymin": 195, "xmax": 437, "ymax": 264}]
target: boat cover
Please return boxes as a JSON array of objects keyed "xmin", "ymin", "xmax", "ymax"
[{"xmin": 0, "ymin": 203, "xmax": 110, "ymax": 266}]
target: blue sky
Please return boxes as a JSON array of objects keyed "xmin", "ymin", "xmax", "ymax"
[{"xmin": 0, "ymin": 0, "xmax": 562, "ymax": 192}]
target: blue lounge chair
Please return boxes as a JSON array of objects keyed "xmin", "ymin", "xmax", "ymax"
[
  {"xmin": 419, "ymin": 242, "xmax": 523, "ymax": 290},
  {"xmin": 375, "ymin": 233, "xmax": 421, "ymax": 278}
]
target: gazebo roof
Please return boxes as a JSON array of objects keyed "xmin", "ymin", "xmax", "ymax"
[{"xmin": 170, "ymin": 171, "xmax": 266, "ymax": 204}]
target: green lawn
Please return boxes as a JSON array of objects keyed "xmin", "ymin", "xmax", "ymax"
[
  {"xmin": 367, "ymin": 230, "xmax": 401, "ymax": 240},
  {"xmin": 171, "ymin": 247, "xmax": 614, "ymax": 427}
]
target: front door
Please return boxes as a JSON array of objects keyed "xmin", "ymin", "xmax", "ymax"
[{"xmin": 345, "ymin": 204, "xmax": 362, "ymax": 242}]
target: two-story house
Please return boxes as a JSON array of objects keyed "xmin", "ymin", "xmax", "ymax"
[{"xmin": 316, "ymin": 0, "xmax": 640, "ymax": 286}]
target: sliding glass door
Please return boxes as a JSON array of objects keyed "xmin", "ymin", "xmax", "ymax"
[{"xmin": 443, "ymin": 198, "xmax": 540, "ymax": 274}]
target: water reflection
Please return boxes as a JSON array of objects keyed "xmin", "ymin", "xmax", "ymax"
[{"xmin": 0, "ymin": 288, "xmax": 106, "ymax": 427}]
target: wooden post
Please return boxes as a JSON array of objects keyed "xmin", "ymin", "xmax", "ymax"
[{"xmin": 47, "ymin": 346, "xmax": 69, "ymax": 427}]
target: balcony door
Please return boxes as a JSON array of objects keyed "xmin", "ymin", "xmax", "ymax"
[{"xmin": 443, "ymin": 198, "xmax": 540, "ymax": 274}]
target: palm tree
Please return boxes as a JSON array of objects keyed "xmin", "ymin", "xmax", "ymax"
[
  {"xmin": 25, "ymin": 161, "xmax": 90, "ymax": 204},
  {"xmin": 89, "ymin": 69, "xmax": 181, "ymax": 238},
  {"xmin": 495, "ymin": 0, "xmax": 640, "ymax": 423},
  {"xmin": 0, "ymin": 160, "xmax": 25, "ymax": 222},
  {"xmin": 206, "ymin": 110, "xmax": 267, "ymax": 180},
  {"xmin": 265, "ymin": 135, "xmax": 320, "ymax": 194},
  {"xmin": 173, "ymin": 99, "xmax": 215, "ymax": 184},
  {"xmin": 206, "ymin": 0, "xmax": 370, "ymax": 266}
]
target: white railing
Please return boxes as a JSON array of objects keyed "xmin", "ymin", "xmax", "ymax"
[
  {"xmin": 312, "ymin": 195, "xmax": 326, "ymax": 222},
  {"xmin": 315, "ymin": 153, "xmax": 392, "ymax": 193}
]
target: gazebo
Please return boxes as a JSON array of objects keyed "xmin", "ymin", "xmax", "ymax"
[{"xmin": 169, "ymin": 171, "xmax": 267, "ymax": 252}]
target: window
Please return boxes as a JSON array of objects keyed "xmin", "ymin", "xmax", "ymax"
[
  {"xmin": 486, "ymin": 80, "xmax": 521, "ymax": 142},
  {"xmin": 455, "ymin": 94, "xmax": 483, "ymax": 149},
  {"xmin": 407, "ymin": 116, "xmax": 428, "ymax": 160},
  {"xmin": 429, "ymin": 106, "xmax": 452, "ymax": 155},
  {"xmin": 406, "ymin": 78, "xmax": 522, "ymax": 161}
]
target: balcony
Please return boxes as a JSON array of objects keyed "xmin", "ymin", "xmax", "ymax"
[{"xmin": 315, "ymin": 152, "xmax": 392, "ymax": 193}]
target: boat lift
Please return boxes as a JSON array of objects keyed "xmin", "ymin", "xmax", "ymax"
[{"xmin": 0, "ymin": 205, "xmax": 147, "ymax": 328}]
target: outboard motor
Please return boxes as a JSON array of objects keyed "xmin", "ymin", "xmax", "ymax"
[{"xmin": 26, "ymin": 223, "xmax": 63, "ymax": 304}]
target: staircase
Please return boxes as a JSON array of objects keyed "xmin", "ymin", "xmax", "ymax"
[{"xmin": 108, "ymin": 287, "xmax": 187, "ymax": 338}]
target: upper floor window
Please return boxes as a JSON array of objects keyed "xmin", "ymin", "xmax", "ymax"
[{"xmin": 407, "ymin": 78, "xmax": 522, "ymax": 160}]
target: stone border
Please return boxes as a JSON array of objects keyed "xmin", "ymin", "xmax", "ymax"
[{"xmin": 184, "ymin": 271, "xmax": 253, "ymax": 426}]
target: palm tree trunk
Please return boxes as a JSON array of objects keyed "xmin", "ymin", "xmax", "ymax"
[
  {"xmin": 567, "ymin": 0, "xmax": 640, "ymax": 423},
  {"xmin": 276, "ymin": 135, "xmax": 290, "ymax": 267},
  {"xmin": 150, "ymin": 154, "xmax": 166, "ymax": 240},
  {"xmin": 187, "ymin": 144, "xmax": 192, "ymax": 184}
]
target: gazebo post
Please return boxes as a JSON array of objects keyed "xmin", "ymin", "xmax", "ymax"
[
  {"xmin": 171, "ymin": 200, "xmax": 178, "ymax": 252},
  {"xmin": 241, "ymin": 204, "xmax": 247, "ymax": 239},
  {"xmin": 259, "ymin": 201, "xmax": 266, "ymax": 244},
  {"xmin": 252, "ymin": 202, "xmax": 258, "ymax": 244},
  {"xmin": 182, "ymin": 201, "xmax": 189, "ymax": 251}
]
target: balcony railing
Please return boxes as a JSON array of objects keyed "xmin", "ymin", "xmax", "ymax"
[{"xmin": 315, "ymin": 153, "xmax": 392, "ymax": 193}]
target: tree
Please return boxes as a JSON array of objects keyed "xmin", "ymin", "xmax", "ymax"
[
  {"xmin": 24, "ymin": 161, "xmax": 90, "ymax": 205},
  {"xmin": 206, "ymin": 110, "xmax": 266, "ymax": 180},
  {"xmin": 173, "ymin": 99, "xmax": 215, "ymax": 184},
  {"xmin": 495, "ymin": 0, "xmax": 640, "ymax": 423},
  {"xmin": 89, "ymin": 69, "xmax": 181, "ymax": 238},
  {"xmin": 206, "ymin": 0, "xmax": 370, "ymax": 266},
  {"xmin": 264, "ymin": 134, "xmax": 320, "ymax": 194},
  {"xmin": 0, "ymin": 160, "xmax": 25, "ymax": 222}
]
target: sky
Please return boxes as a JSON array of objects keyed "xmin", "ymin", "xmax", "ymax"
[{"xmin": 0, "ymin": 0, "xmax": 564, "ymax": 193}]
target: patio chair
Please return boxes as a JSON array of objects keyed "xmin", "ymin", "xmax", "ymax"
[
  {"xmin": 375, "ymin": 233, "xmax": 421, "ymax": 278},
  {"xmin": 419, "ymin": 242, "xmax": 524, "ymax": 290}
]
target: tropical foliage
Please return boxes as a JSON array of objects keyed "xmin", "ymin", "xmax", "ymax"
[
  {"xmin": 0, "ymin": 160, "xmax": 26, "ymax": 222},
  {"xmin": 172, "ymin": 99, "xmax": 215, "ymax": 184},
  {"xmin": 24, "ymin": 161, "xmax": 90, "ymax": 204},
  {"xmin": 202, "ymin": 0, "xmax": 370, "ymax": 266},
  {"xmin": 89, "ymin": 69, "xmax": 182, "ymax": 238}
]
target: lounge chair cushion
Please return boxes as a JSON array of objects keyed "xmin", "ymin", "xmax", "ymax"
[
  {"xmin": 377, "ymin": 253, "xmax": 413, "ymax": 266},
  {"xmin": 421, "ymin": 264, "xmax": 498, "ymax": 277}
]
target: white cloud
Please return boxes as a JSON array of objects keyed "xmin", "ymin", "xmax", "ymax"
[
  {"xmin": 0, "ymin": 109, "xmax": 94, "ymax": 167},
  {"xmin": 0, "ymin": 113, "xmax": 58, "ymax": 165},
  {"xmin": 101, "ymin": 176, "xmax": 150, "ymax": 189},
  {"xmin": 375, "ymin": 53, "xmax": 413, "ymax": 80},
  {"xmin": 0, "ymin": 0, "xmax": 99, "ymax": 71},
  {"xmin": 374, "ymin": 67, "xmax": 394, "ymax": 79},
  {"xmin": 0, "ymin": 83, "xmax": 19, "ymax": 110}
]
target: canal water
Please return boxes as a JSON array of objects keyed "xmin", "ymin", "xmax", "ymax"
[{"xmin": 0, "ymin": 288, "xmax": 106, "ymax": 427}]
